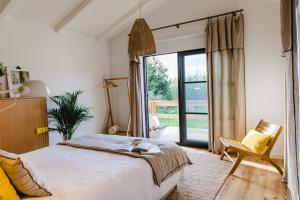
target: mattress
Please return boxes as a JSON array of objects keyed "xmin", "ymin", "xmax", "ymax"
[{"xmin": 21, "ymin": 144, "xmax": 182, "ymax": 200}]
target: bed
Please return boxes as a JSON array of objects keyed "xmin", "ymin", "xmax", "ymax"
[{"xmin": 19, "ymin": 134, "xmax": 190, "ymax": 200}]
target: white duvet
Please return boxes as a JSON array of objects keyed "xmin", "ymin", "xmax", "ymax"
[{"xmin": 21, "ymin": 143, "xmax": 181, "ymax": 200}]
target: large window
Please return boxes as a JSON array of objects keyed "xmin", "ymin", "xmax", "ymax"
[
  {"xmin": 144, "ymin": 49, "xmax": 208, "ymax": 147},
  {"xmin": 145, "ymin": 53, "xmax": 180, "ymax": 142},
  {"xmin": 179, "ymin": 49, "xmax": 208, "ymax": 145}
]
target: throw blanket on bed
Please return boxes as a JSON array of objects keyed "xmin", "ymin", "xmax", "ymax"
[{"xmin": 58, "ymin": 134, "xmax": 191, "ymax": 186}]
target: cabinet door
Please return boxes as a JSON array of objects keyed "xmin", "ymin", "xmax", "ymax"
[
  {"xmin": 0, "ymin": 97, "xmax": 49, "ymax": 154},
  {"xmin": 25, "ymin": 97, "xmax": 49, "ymax": 153}
]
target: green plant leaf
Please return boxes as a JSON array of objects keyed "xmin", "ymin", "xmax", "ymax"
[{"xmin": 48, "ymin": 90, "xmax": 93, "ymax": 140}]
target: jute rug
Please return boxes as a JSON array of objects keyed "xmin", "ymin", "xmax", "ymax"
[{"xmin": 166, "ymin": 149, "xmax": 232, "ymax": 200}]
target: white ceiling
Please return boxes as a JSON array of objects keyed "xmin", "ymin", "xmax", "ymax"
[
  {"xmin": 66, "ymin": 0, "xmax": 138, "ymax": 37},
  {"xmin": 4, "ymin": 0, "xmax": 163, "ymax": 39},
  {"xmin": 10, "ymin": 0, "xmax": 82, "ymax": 27},
  {"xmin": 2, "ymin": 0, "xmax": 278, "ymax": 40}
]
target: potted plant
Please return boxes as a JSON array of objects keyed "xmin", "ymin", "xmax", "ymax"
[
  {"xmin": 0, "ymin": 63, "xmax": 6, "ymax": 77},
  {"xmin": 48, "ymin": 90, "xmax": 93, "ymax": 141}
]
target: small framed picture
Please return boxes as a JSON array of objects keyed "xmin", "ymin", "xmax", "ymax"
[
  {"xmin": 0, "ymin": 64, "xmax": 9, "ymax": 98},
  {"xmin": 7, "ymin": 68, "xmax": 30, "ymax": 97}
]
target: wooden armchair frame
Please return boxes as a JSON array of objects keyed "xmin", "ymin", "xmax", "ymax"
[{"xmin": 219, "ymin": 119, "xmax": 283, "ymax": 175}]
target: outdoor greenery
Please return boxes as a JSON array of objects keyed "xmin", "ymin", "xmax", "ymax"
[
  {"xmin": 158, "ymin": 118, "xmax": 208, "ymax": 129},
  {"xmin": 157, "ymin": 106, "xmax": 177, "ymax": 114},
  {"xmin": 146, "ymin": 56, "xmax": 208, "ymax": 129},
  {"xmin": 147, "ymin": 57, "xmax": 172, "ymax": 100},
  {"xmin": 48, "ymin": 90, "xmax": 93, "ymax": 141},
  {"xmin": 146, "ymin": 57, "xmax": 207, "ymax": 101}
]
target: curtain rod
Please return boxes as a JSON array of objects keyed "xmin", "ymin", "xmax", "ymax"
[{"xmin": 151, "ymin": 9, "xmax": 243, "ymax": 32}]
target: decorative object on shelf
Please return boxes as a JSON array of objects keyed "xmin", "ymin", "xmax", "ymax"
[
  {"xmin": 7, "ymin": 67, "xmax": 30, "ymax": 97},
  {"xmin": 48, "ymin": 90, "xmax": 93, "ymax": 141},
  {"xmin": 128, "ymin": 1, "xmax": 156, "ymax": 59},
  {"xmin": 0, "ymin": 63, "xmax": 9, "ymax": 98},
  {"xmin": 0, "ymin": 80, "xmax": 50, "ymax": 97},
  {"xmin": 18, "ymin": 80, "xmax": 49, "ymax": 97},
  {"xmin": 0, "ymin": 80, "xmax": 50, "ymax": 113},
  {"xmin": 103, "ymin": 77, "xmax": 131, "ymax": 136}
]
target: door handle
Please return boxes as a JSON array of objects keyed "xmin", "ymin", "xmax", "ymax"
[{"xmin": 36, "ymin": 127, "xmax": 48, "ymax": 134}]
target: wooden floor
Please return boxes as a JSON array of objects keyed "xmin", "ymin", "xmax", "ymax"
[
  {"xmin": 216, "ymin": 156, "xmax": 290, "ymax": 200},
  {"xmin": 183, "ymin": 147, "xmax": 290, "ymax": 200}
]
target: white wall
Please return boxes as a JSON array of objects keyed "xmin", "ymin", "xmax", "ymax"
[
  {"xmin": 239, "ymin": 0, "xmax": 285, "ymax": 158},
  {"xmin": 108, "ymin": 0, "xmax": 285, "ymax": 158},
  {"xmin": 0, "ymin": 17, "xmax": 110, "ymax": 145}
]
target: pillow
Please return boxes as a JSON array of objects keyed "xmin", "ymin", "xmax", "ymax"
[
  {"xmin": 241, "ymin": 129, "xmax": 272, "ymax": 154},
  {"xmin": 0, "ymin": 150, "xmax": 51, "ymax": 197},
  {"xmin": 0, "ymin": 167, "xmax": 20, "ymax": 200}
]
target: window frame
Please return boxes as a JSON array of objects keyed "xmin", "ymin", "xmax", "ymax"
[
  {"xmin": 143, "ymin": 48, "xmax": 208, "ymax": 148},
  {"xmin": 178, "ymin": 48, "xmax": 208, "ymax": 147}
]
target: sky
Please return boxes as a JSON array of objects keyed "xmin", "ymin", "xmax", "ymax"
[{"xmin": 150, "ymin": 53, "xmax": 207, "ymax": 79}]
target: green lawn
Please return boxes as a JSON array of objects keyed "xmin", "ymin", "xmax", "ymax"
[{"xmin": 158, "ymin": 118, "xmax": 208, "ymax": 129}]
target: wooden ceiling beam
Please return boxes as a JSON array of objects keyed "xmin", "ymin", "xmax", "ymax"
[{"xmin": 55, "ymin": 0, "xmax": 92, "ymax": 33}]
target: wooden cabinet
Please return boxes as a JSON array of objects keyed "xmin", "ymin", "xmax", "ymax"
[{"xmin": 0, "ymin": 97, "xmax": 49, "ymax": 154}]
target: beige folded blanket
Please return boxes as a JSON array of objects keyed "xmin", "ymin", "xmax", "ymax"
[{"xmin": 58, "ymin": 134, "xmax": 192, "ymax": 186}]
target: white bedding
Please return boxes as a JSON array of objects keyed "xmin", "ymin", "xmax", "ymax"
[{"xmin": 21, "ymin": 144, "xmax": 181, "ymax": 200}]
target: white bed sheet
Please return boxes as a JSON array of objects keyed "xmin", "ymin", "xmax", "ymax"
[{"xmin": 21, "ymin": 144, "xmax": 181, "ymax": 200}]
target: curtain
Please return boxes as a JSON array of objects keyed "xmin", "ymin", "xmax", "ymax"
[
  {"xmin": 129, "ymin": 57, "xmax": 145, "ymax": 137},
  {"xmin": 206, "ymin": 14, "xmax": 246, "ymax": 154},
  {"xmin": 128, "ymin": 18, "xmax": 155, "ymax": 138},
  {"xmin": 281, "ymin": 0, "xmax": 300, "ymax": 199}
]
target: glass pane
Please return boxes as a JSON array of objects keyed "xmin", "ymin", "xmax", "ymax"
[
  {"xmin": 185, "ymin": 83, "xmax": 208, "ymax": 113},
  {"xmin": 186, "ymin": 114, "xmax": 208, "ymax": 142},
  {"xmin": 184, "ymin": 54, "xmax": 207, "ymax": 82},
  {"xmin": 146, "ymin": 53, "xmax": 180, "ymax": 143}
]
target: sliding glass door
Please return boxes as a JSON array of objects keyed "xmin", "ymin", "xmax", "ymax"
[
  {"xmin": 144, "ymin": 49, "xmax": 208, "ymax": 147},
  {"xmin": 144, "ymin": 53, "xmax": 180, "ymax": 142},
  {"xmin": 178, "ymin": 49, "xmax": 208, "ymax": 146}
]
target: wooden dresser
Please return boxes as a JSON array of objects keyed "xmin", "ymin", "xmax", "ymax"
[{"xmin": 0, "ymin": 97, "xmax": 49, "ymax": 154}]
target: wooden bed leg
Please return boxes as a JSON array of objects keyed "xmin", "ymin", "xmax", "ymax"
[
  {"xmin": 220, "ymin": 147, "xmax": 228, "ymax": 160},
  {"xmin": 229, "ymin": 154, "xmax": 244, "ymax": 175},
  {"xmin": 264, "ymin": 157, "xmax": 283, "ymax": 175}
]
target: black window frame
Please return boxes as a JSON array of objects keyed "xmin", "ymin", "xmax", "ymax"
[
  {"xmin": 143, "ymin": 48, "xmax": 208, "ymax": 148},
  {"xmin": 178, "ymin": 48, "xmax": 208, "ymax": 148}
]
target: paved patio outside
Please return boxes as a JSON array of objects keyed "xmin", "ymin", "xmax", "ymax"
[{"xmin": 150, "ymin": 126, "xmax": 208, "ymax": 143}]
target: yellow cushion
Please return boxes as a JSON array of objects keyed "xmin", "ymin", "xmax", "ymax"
[
  {"xmin": 0, "ymin": 167, "xmax": 20, "ymax": 200},
  {"xmin": 241, "ymin": 129, "xmax": 272, "ymax": 154},
  {"xmin": 0, "ymin": 150, "xmax": 51, "ymax": 197}
]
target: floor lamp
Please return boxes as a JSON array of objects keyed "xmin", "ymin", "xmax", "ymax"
[{"xmin": 103, "ymin": 77, "xmax": 131, "ymax": 136}]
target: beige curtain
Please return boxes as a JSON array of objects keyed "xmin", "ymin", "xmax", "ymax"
[
  {"xmin": 129, "ymin": 58, "xmax": 145, "ymax": 137},
  {"xmin": 281, "ymin": 0, "xmax": 300, "ymax": 199},
  {"xmin": 206, "ymin": 14, "xmax": 246, "ymax": 154},
  {"xmin": 128, "ymin": 18, "xmax": 155, "ymax": 138}
]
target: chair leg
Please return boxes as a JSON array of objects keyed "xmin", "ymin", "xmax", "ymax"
[
  {"xmin": 229, "ymin": 153, "xmax": 244, "ymax": 175},
  {"xmin": 264, "ymin": 157, "xmax": 283, "ymax": 175},
  {"xmin": 220, "ymin": 147, "xmax": 228, "ymax": 160}
]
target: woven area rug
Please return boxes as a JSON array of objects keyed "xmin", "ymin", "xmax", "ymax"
[{"xmin": 166, "ymin": 149, "xmax": 232, "ymax": 200}]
